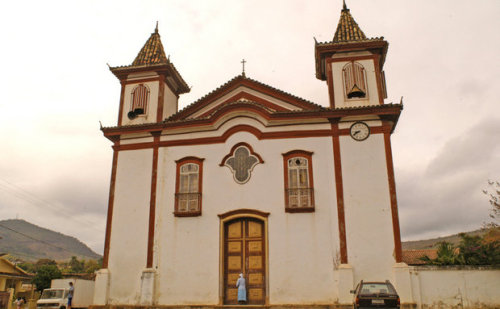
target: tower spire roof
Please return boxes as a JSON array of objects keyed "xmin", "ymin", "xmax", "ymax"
[
  {"xmin": 131, "ymin": 24, "xmax": 168, "ymax": 66},
  {"xmin": 332, "ymin": 1, "xmax": 367, "ymax": 42}
]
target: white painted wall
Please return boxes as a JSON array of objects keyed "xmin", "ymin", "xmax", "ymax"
[
  {"xmin": 107, "ymin": 149, "xmax": 152, "ymax": 305},
  {"xmin": 163, "ymin": 83, "xmax": 178, "ymax": 119},
  {"xmin": 409, "ymin": 266, "xmax": 500, "ymax": 308},
  {"xmin": 340, "ymin": 121, "xmax": 395, "ymax": 284},
  {"xmin": 153, "ymin": 122, "xmax": 339, "ymax": 305},
  {"xmin": 103, "ymin": 115, "xmax": 401, "ymax": 306}
]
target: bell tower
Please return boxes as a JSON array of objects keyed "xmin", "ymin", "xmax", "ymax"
[
  {"xmin": 315, "ymin": 1, "xmax": 388, "ymax": 109},
  {"xmin": 109, "ymin": 24, "xmax": 190, "ymax": 126}
]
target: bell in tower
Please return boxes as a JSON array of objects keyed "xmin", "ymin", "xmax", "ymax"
[
  {"xmin": 109, "ymin": 23, "xmax": 190, "ymax": 126},
  {"xmin": 314, "ymin": 1, "xmax": 388, "ymax": 108}
]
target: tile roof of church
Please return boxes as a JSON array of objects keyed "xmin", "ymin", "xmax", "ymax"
[
  {"xmin": 167, "ymin": 74, "xmax": 327, "ymax": 121},
  {"xmin": 132, "ymin": 24, "xmax": 168, "ymax": 66},
  {"xmin": 332, "ymin": 1, "xmax": 367, "ymax": 43}
]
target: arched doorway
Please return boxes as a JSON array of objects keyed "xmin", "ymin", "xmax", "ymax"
[{"xmin": 219, "ymin": 210, "xmax": 268, "ymax": 305}]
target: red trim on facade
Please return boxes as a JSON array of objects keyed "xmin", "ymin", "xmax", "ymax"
[
  {"xmin": 198, "ymin": 91, "xmax": 289, "ymax": 118},
  {"xmin": 219, "ymin": 142, "xmax": 265, "ymax": 166},
  {"xmin": 146, "ymin": 133, "xmax": 161, "ymax": 268},
  {"xmin": 328, "ymin": 54, "xmax": 378, "ymax": 64},
  {"xmin": 373, "ymin": 55, "xmax": 384, "ymax": 105},
  {"xmin": 157, "ymin": 75, "xmax": 165, "ymax": 123},
  {"xmin": 217, "ymin": 209, "xmax": 270, "ymax": 219},
  {"xmin": 282, "ymin": 150, "xmax": 315, "ymax": 213},
  {"xmin": 113, "ymin": 126, "xmax": 333, "ymax": 151},
  {"xmin": 122, "ymin": 77, "xmax": 161, "ymax": 85},
  {"xmin": 102, "ymin": 143, "xmax": 119, "ymax": 268},
  {"xmin": 102, "ymin": 104, "xmax": 402, "ymax": 140},
  {"xmin": 338, "ymin": 125, "xmax": 384, "ymax": 136},
  {"xmin": 117, "ymin": 82, "xmax": 126, "ymax": 126},
  {"xmin": 382, "ymin": 122, "xmax": 403, "ymax": 262},
  {"xmin": 315, "ymin": 40, "xmax": 388, "ymax": 80},
  {"xmin": 174, "ymin": 156, "xmax": 205, "ymax": 217},
  {"xmin": 326, "ymin": 61, "xmax": 336, "ymax": 108},
  {"xmin": 331, "ymin": 123, "xmax": 348, "ymax": 264}
]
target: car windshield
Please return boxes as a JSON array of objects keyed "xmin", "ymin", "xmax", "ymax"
[
  {"xmin": 41, "ymin": 289, "xmax": 64, "ymax": 299},
  {"xmin": 360, "ymin": 283, "xmax": 394, "ymax": 295}
]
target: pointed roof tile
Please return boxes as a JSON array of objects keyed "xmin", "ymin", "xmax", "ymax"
[
  {"xmin": 132, "ymin": 26, "xmax": 168, "ymax": 66},
  {"xmin": 332, "ymin": 2, "xmax": 367, "ymax": 42}
]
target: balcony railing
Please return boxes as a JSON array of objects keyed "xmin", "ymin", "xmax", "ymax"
[
  {"xmin": 175, "ymin": 192, "xmax": 201, "ymax": 216},
  {"xmin": 285, "ymin": 188, "xmax": 314, "ymax": 212}
]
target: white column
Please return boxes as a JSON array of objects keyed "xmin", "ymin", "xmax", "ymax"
[
  {"xmin": 392, "ymin": 263, "xmax": 413, "ymax": 304},
  {"xmin": 93, "ymin": 269, "xmax": 110, "ymax": 305},
  {"xmin": 337, "ymin": 264, "xmax": 354, "ymax": 304},
  {"xmin": 139, "ymin": 268, "xmax": 156, "ymax": 305}
]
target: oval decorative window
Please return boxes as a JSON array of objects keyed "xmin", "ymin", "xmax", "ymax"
[{"xmin": 220, "ymin": 143, "xmax": 264, "ymax": 184}]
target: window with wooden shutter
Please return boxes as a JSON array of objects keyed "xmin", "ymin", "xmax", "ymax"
[
  {"xmin": 174, "ymin": 157, "xmax": 204, "ymax": 217},
  {"xmin": 130, "ymin": 84, "xmax": 150, "ymax": 115},
  {"xmin": 343, "ymin": 62, "xmax": 367, "ymax": 99},
  {"xmin": 282, "ymin": 150, "xmax": 315, "ymax": 212}
]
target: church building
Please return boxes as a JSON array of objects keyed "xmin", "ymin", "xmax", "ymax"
[{"xmin": 93, "ymin": 3, "xmax": 407, "ymax": 308}]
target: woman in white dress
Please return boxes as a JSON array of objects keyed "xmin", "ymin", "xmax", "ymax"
[{"xmin": 236, "ymin": 273, "xmax": 246, "ymax": 303}]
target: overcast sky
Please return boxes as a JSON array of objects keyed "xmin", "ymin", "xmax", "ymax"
[{"xmin": 1, "ymin": 0, "xmax": 499, "ymax": 255}]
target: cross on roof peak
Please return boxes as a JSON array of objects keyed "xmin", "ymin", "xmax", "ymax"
[{"xmin": 241, "ymin": 59, "xmax": 247, "ymax": 77}]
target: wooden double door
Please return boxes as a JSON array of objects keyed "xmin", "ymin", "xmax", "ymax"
[{"xmin": 224, "ymin": 218, "xmax": 266, "ymax": 305}]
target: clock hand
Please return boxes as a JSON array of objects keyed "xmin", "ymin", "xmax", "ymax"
[{"xmin": 353, "ymin": 130, "xmax": 360, "ymax": 136}]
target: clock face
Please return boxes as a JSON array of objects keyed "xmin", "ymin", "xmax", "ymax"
[{"xmin": 350, "ymin": 122, "xmax": 370, "ymax": 141}]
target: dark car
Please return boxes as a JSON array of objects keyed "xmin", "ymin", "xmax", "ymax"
[{"xmin": 350, "ymin": 280, "xmax": 400, "ymax": 309}]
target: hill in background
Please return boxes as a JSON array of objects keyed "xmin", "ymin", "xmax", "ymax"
[
  {"xmin": 0, "ymin": 219, "xmax": 101, "ymax": 261},
  {"xmin": 402, "ymin": 228, "xmax": 498, "ymax": 250}
]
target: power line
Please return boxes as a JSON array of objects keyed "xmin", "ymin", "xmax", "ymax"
[
  {"xmin": 0, "ymin": 178, "xmax": 104, "ymax": 233},
  {"xmin": 0, "ymin": 223, "xmax": 98, "ymax": 260}
]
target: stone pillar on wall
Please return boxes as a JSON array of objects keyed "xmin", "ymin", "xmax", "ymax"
[
  {"xmin": 337, "ymin": 264, "xmax": 354, "ymax": 304},
  {"xmin": 392, "ymin": 263, "xmax": 413, "ymax": 304},
  {"xmin": 139, "ymin": 268, "xmax": 156, "ymax": 305},
  {"xmin": 93, "ymin": 269, "xmax": 110, "ymax": 305}
]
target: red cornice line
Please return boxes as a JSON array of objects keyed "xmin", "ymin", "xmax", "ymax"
[
  {"xmin": 102, "ymin": 104, "xmax": 402, "ymax": 139},
  {"xmin": 111, "ymin": 123, "xmax": 392, "ymax": 151}
]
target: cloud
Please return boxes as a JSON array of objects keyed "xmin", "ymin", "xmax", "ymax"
[{"xmin": 398, "ymin": 118, "xmax": 500, "ymax": 240}]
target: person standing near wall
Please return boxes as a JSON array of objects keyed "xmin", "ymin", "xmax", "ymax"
[
  {"xmin": 236, "ymin": 273, "xmax": 246, "ymax": 304},
  {"xmin": 67, "ymin": 282, "xmax": 74, "ymax": 309}
]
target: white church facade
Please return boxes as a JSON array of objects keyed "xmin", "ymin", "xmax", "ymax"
[{"xmin": 93, "ymin": 4, "xmax": 409, "ymax": 308}]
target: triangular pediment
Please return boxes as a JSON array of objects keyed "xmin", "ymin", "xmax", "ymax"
[{"xmin": 169, "ymin": 75, "xmax": 325, "ymax": 121}]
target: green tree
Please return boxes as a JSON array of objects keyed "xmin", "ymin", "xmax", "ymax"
[
  {"xmin": 458, "ymin": 233, "xmax": 499, "ymax": 265},
  {"xmin": 483, "ymin": 180, "xmax": 500, "ymax": 227},
  {"xmin": 32, "ymin": 264, "xmax": 62, "ymax": 292},
  {"xmin": 420, "ymin": 241, "xmax": 463, "ymax": 265},
  {"xmin": 17, "ymin": 261, "xmax": 35, "ymax": 273},
  {"xmin": 69, "ymin": 256, "xmax": 84, "ymax": 273},
  {"xmin": 420, "ymin": 234, "xmax": 500, "ymax": 266},
  {"xmin": 35, "ymin": 259, "xmax": 57, "ymax": 268},
  {"xmin": 83, "ymin": 259, "xmax": 101, "ymax": 274}
]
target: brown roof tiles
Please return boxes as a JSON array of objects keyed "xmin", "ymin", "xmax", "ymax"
[
  {"xmin": 333, "ymin": 3, "xmax": 367, "ymax": 43},
  {"xmin": 131, "ymin": 26, "xmax": 168, "ymax": 66},
  {"xmin": 402, "ymin": 249, "xmax": 438, "ymax": 265}
]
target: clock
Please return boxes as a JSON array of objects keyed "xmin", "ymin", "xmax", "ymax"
[{"xmin": 350, "ymin": 122, "xmax": 370, "ymax": 141}]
